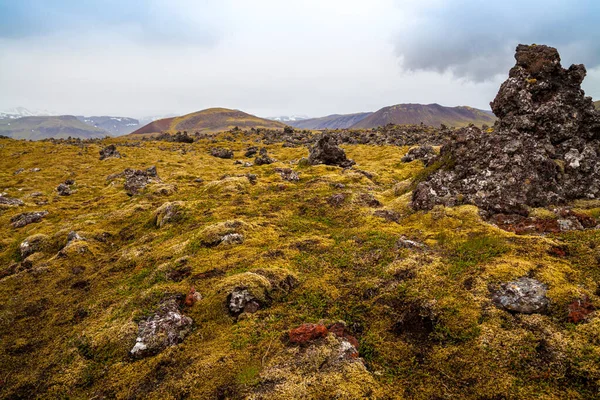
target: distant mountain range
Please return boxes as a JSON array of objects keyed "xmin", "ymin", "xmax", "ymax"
[
  {"xmin": 130, "ymin": 108, "xmax": 285, "ymax": 136},
  {"xmin": 268, "ymin": 115, "xmax": 309, "ymax": 123},
  {"xmin": 0, "ymin": 115, "xmax": 108, "ymax": 140},
  {"xmin": 0, "ymin": 107, "xmax": 57, "ymax": 119},
  {"xmin": 286, "ymin": 103, "xmax": 496, "ymax": 130},
  {"xmin": 76, "ymin": 116, "xmax": 140, "ymax": 136}
]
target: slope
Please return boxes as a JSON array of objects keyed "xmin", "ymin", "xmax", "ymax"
[
  {"xmin": 0, "ymin": 116, "xmax": 108, "ymax": 140},
  {"xmin": 289, "ymin": 112, "xmax": 372, "ymax": 130},
  {"xmin": 351, "ymin": 103, "xmax": 496, "ymax": 129},
  {"xmin": 130, "ymin": 108, "xmax": 286, "ymax": 136}
]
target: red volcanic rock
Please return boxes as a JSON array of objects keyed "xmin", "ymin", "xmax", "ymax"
[
  {"xmin": 288, "ymin": 323, "xmax": 328, "ymax": 344},
  {"xmin": 327, "ymin": 322, "xmax": 359, "ymax": 349},
  {"xmin": 568, "ymin": 297, "xmax": 595, "ymax": 324}
]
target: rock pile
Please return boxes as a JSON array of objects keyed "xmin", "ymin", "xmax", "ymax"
[
  {"xmin": 107, "ymin": 166, "xmax": 161, "ymax": 195},
  {"xmin": 11, "ymin": 211, "xmax": 48, "ymax": 228},
  {"xmin": 99, "ymin": 144, "xmax": 121, "ymax": 160},
  {"xmin": 412, "ymin": 44, "xmax": 600, "ymax": 216},
  {"xmin": 254, "ymin": 148, "xmax": 275, "ymax": 165},
  {"xmin": 210, "ymin": 147, "xmax": 234, "ymax": 159},
  {"xmin": 308, "ymin": 133, "xmax": 355, "ymax": 168}
]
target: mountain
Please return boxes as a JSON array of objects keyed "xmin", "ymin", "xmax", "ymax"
[
  {"xmin": 268, "ymin": 115, "xmax": 309, "ymax": 123},
  {"xmin": 288, "ymin": 112, "xmax": 373, "ymax": 130},
  {"xmin": 0, "ymin": 107, "xmax": 57, "ymax": 119},
  {"xmin": 351, "ymin": 103, "xmax": 496, "ymax": 129},
  {"xmin": 0, "ymin": 115, "xmax": 108, "ymax": 140},
  {"xmin": 130, "ymin": 107, "xmax": 286, "ymax": 135},
  {"xmin": 77, "ymin": 116, "xmax": 140, "ymax": 136}
]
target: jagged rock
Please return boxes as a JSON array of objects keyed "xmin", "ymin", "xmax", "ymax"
[
  {"xmin": 401, "ymin": 145, "xmax": 436, "ymax": 163},
  {"xmin": 0, "ymin": 196, "xmax": 24, "ymax": 207},
  {"xmin": 66, "ymin": 231, "xmax": 85, "ymax": 244},
  {"xmin": 492, "ymin": 277, "xmax": 548, "ymax": 314},
  {"xmin": 99, "ymin": 144, "xmax": 121, "ymax": 160},
  {"xmin": 114, "ymin": 166, "xmax": 161, "ymax": 195},
  {"xmin": 289, "ymin": 323, "xmax": 328, "ymax": 344},
  {"xmin": 412, "ymin": 44, "xmax": 600, "ymax": 216},
  {"xmin": 210, "ymin": 147, "xmax": 234, "ymax": 159},
  {"xmin": 308, "ymin": 134, "xmax": 355, "ymax": 168},
  {"xmin": 130, "ymin": 298, "xmax": 193, "ymax": 358},
  {"xmin": 228, "ymin": 288, "xmax": 260, "ymax": 315},
  {"xmin": 254, "ymin": 148, "xmax": 275, "ymax": 165},
  {"xmin": 220, "ymin": 233, "xmax": 244, "ymax": 245},
  {"xmin": 56, "ymin": 183, "xmax": 72, "ymax": 196},
  {"xmin": 20, "ymin": 234, "xmax": 48, "ymax": 258},
  {"xmin": 153, "ymin": 201, "xmax": 184, "ymax": 228},
  {"xmin": 275, "ymin": 168, "xmax": 300, "ymax": 182},
  {"xmin": 11, "ymin": 211, "xmax": 48, "ymax": 228}
]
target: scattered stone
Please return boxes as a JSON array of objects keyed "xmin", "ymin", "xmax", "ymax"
[
  {"xmin": 99, "ymin": 144, "xmax": 121, "ymax": 160},
  {"xmin": 401, "ymin": 145, "xmax": 436, "ymax": 163},
  {"xmin": 567, "ymin": 297, "xmax": 595, "ymax": 323},
  {"xmin": 492, "ymin": 277, "xmax": 549, "ymax": 314},
  {"xmin": 220, "ymin": 233, "xmax": 244, "ymax": 245},
  {"xmin": 56, "ymin": 183, "xmax": 72, "ymax": 196},
  {"xmin": 0, "ymin": 196, "xmax": 24, "ymax": 207},
  {"xmin": 357, "ymin": 193, "xmax": 382, "ymax": 208},
  {"xmin": 245, "ymin": 146, "xmax": 259, "ymax": 157},
  {"xmin": 210, "ymin": 147, "xmax": 234, "ymax": 159},
  {"xmin": 14, "ymin": 168, "xmax": 24, "ymax": 175},
  {"xmin": 228, "ymin": 288, "xmax": 260, "ymax": 315},
  {"xmin": 20, "ymin": 234, "xmax": 48, "ymax": 258},
  {"xmin": 397, "ymin": 236, "xmax": 427, "ymax": 250},
  {"xmin": 121, "ymin": 166, "xmax": 161, "ymax": 195},
  {"xmin": 130, "ymin": 298, "xmax": 193, "ymax": 359},
  {"xmin": 373, "ymin": 209, "xmax": 400, "ymax": 223},
  {"xmin": 413, "ymin": 44, "xmax": 600, "ymax": 216},
  {"xmin": 254, "ymin": 148, "xmax": 275, "ymax": 165},
  {"xmin": 184, "ymin": 287, "xmax": 202, "ymax": 307},
  {"xmin": 66, "ymin": 231, "xmax": 85, "ymax": 244},
  {"xmin": 308, "ymin": 133, "xmax": 355, "ymax": 168},
  {"xmin": 11, "ymin": 211, "xmax": 48, "ymax": 228},
  {"xmin": 193, "ymin": 177, "xmax": 204, "ymax": 183},
  {"xmin": 275, "ymin": 168, "xmax": 300, "ymax": 182},
  {"xmin": 153, "ymin": 201, "xmax": 184, "ymax": 228}
]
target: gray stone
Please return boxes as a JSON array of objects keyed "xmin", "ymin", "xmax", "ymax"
[
  {"xmin": 11, "ymin": 211, "xmax": 48, "ymax": 228},
  {"xmin": 492, "ymin": 277, "xmax": 548, "ymax": 314},
  {"xmin": 228, "ymin": 288, "xmax": 260, "ymax": 315}
]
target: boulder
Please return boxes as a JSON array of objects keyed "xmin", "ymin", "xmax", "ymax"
[
  {"xmin": 308, "ymin": 134, "xmax": 355, "ymax": 168},
  {"xmin": 11, "ymin": 211, "xmax": 48, "ymax": 228},
  {"xmin": 401, "ymin": 145, "xmax": 436, "ymax": 163},
  {"xmin": 56, "ymin": 183, "xmax": 72, "ymax": 196},
  {"xmin": 254, "ymin": 148, "xmax": 275, "ymax": 165},
  {"xmin": 492, "ymin": 277, "xmax": 548, "ymax": 314},
  {"xmin": 244, "ymin": 146, "xmax": 259, "ymax": 157},
  {"xmin": 412, "ymin": 44, "xmax": 600, "ymax": 216},
  {"xmin": 228, "ymin": 288, "xmax": 260, "ymax": 314},
  {"xmin": 0, "ymin": 196, "xmax": 24, "ymax": 207},
  {"xmin": 153, "ymin": 201, "xmax": 184, "ymax": 228},
  {"xmin": 20, "ymin": 234, "xmax": 49, "ymax": 258},
  {"xmin": 210, "ymin": 147, "xmax": 234, "ymax": 159},
  {"xmin": 99, "ymin": 144, "xmax": 121, "ymax": 160},
  {"xmin": 130, "ymin": 298, "xmax": 193, "ymax": 358},
  {"xmin": 289, "ymin": 323, "xmax": 328, "ymax": 344}
]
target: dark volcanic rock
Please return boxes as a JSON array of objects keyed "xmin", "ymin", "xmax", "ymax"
[
  {"xmin": 0, "ymin": 196, "xmax": 24, "ymax": 207},
  {"xmin": 121, "ymin": 166, "xmax": 160, "ymax": 195},
  {"xmin": 308, "ymin": 133, "xmax": 355, "ymax": 168},
  {"xmin": 254, "ymin": 148, "xmax": 275, "ymax": 165},
  {"xmin": 99, "ymin": 144, "xmax": 121, "ymax": 160},
  {"xmin": 56, "ymin": 183, "xmax": 72, "ymax": 196},
  {"xmin": 11, "ymin": 211, "xmax": 48, "ymax": 228},
  {"xmin": 401, "ymin": 145, "xmax": 436, "ymax": 163},
  {"xmin": 210, "ymin": 147, "xmax": 234, "ymax": 159},
  {"xmin": 412, "ymin": 44, "xmax": 600, "ymax": 216}
]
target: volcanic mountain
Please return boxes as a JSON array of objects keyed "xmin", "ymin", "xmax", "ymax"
[
  {"xmin": 0, "ymin": 115, "xmax": 108, "ymax": 140},
  {"xmin": 351, "ymin": 103, "xmax": 496, "ymax": 129},
  {"xmin": 288, "ymin": 112, "xmax": 373, "ymax": 130},
  {"xmin": 130, "ymin": 108, "xmax": 286, "ymax": 136}
]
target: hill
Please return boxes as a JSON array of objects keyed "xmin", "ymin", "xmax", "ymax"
[
  {"xmin": 77, "ymin": 116, "xmax": 140, "ymax": 136},
  {"xmin": 594, "ymin": 100, "xmax": 599, "ymax": 110},
  {"xmin": 350, "ymin": 103, "xmax": 496, "ymax": 129},
  {"xmin": 130, "ymin": 108, "xmax": 286, "ymax": 135},
  {"xmin": 0, "ymin": 116, "xmax": 108, "ymax": 140},
  {"xmin": 288, "ymin": 112, "xmax": 372, "ymax": 130}
]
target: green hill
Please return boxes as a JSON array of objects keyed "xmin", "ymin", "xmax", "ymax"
[
  {"xmin": 0, "ymin": 116, "xmax": 108, "ymax": 140},
  {"xmin": 130, "ymin": 108, "xmax": 286, "ymax": 136}
]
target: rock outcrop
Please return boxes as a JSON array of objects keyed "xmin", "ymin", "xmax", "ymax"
[
  {"xmin": 99, "ymin": 144, "xmax": 121, "ymax": 160},
  {"xmin": 11, "ymin": 211, "xmax": 48, "ymax": 228},
  {"xmin": 210, "ymin": 147, "xmax": 234, "ymax": 159},
  {"xmin": 412, "ymin": 44, "xmax": 600, "ymax": 216},
  {"xmin": 308, "ymin": 134, "xmax": 355, "ymax": 168}
]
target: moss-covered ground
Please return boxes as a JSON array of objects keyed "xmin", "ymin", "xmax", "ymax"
[{"xmin": 1, "ymin": 133, "xmax": 599, "ymax": 399}]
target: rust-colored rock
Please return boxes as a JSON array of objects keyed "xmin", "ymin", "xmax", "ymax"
[
  {"xmin": 288, "ymin": 323, "xmax": 328, "ymax": 344},
  {"xmin": 568, "ymin": 297, "xmax": 595, "ymax": 324},
  {"xmin": 328, "ymin": 322, "xmax": 359, "ymax": 349}
]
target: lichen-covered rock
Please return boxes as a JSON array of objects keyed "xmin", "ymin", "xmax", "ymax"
[
  {"xmin": 492, "ymin": 277, "xmax": 549, "ymax": 314},
  {"xmin": 130, "ymin": 298, "xmax": 193, "ymax": 358},
  {"xmin": 275, "ymin": 168, "xmax": 300, "ymax": 182},
  {"xmin": 220, "ymin": 232, "xmax": 244, "ymax": 245},
  {"xmin": 401, "ymin": 145, "xmax": 436, "ymax": 163},
  {"xmin": 308, "ymin": 133, "xmax": 355, "ymax": 168},
  {"xmin": 99, "ymin": 144, "xmax": 121, "ymax": 160},
  {"xmin": 153, "ymin": 201, "xmax": 184, "ymax": 228},
  {"xmin": 412, "ymin": 44, "xmax": 600, "ymax": 216},
  {"xmin": 228, "ymin": 288, "xmax": 260, "ymax": 314},
  {"xmin": 117, "ymin": 166, "xmax": 161, "ymax": 195},
  {"xmin": 11, "ymin": 210, "xmax": 48, "ymax": 228},
  {"xmin": 210, "ymin": 147, "xmax": 234, "ymax": 159},
  {"xmin": 254, "ymin": 148, "xmax": 275, "ymax": 165},
  {"xmin": 56, "ymin": 183, "xmax": 72, "ymax": 196},
  {"xmin": 20, "ymin": 234, "xmax": 49, "ymax": 258},
  {"xmin": 244, "ymin": 146, "xmax": 258, "ymax": 157},
  {"xmin": 0, "ymin": 196, "xmax": 24, "ymax": 207}
]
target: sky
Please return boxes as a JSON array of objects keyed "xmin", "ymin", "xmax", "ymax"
[{"xmin": 0, "ymin": 0, "xmax": 599, "ymax": 119}]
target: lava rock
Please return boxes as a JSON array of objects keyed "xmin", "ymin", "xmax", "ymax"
[
  {"xmin": 11, "ymin": 211, "xmax": 48, "ymax": 228},
  {"xmin": 120, "ymin": 166, "xmax": 161, "ymax": 195},
  {"xmin": 401, "ymin": 145, "xmax": 436, "ymax": 163},
  {"xmin": 245, "ymin": 146, "xmax": 259, "ymax": 157},
  {"xmin": 228, "ymin": 288, "xmax": 260, "ymax": 315},
  {"xmin": 412, "ymin": 44, "xmax": 600, "ymax": 216},
  {"xmin": 220, "ymin": 233, "xmax": 244, "ymax": 245},
  {"xmin": 210, "ymin": 147, "xmax": 234, "ymax": 159},
  {"xmin": 308, "ymin": 134, "xmax": 355, "ymax": 168},
  {"xmin": 56, "ymin": 183, "xmax": 72, "ymax": 196},
  {"xmin": 492, "ymin": 277, "xmax": 549, "ymax": 314},
  {"xmin": 99, "ymin": 144, "xmax": 121, "ymax": 160},
  {"xmin": 288, "ymin": 323, "xmax": 329, "ymax": 344},
  {"xmin": 0, "ymin": 196, "xmax": 24, "ymax": 207},
  {"xmin": 275, "ymin": 168, "xmax": 300, "ymax": 182},
  {"xmin": 130, "ymin": 299, "xmax": 193, "ymax": 358},
  {"xmin": 254, "ymin": 148, "xmax": 275, "ymax": 165}
]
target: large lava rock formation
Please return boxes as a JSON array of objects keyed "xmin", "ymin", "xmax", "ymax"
[{"xmin": 412, "ymin": 44, "xmax": 600, "ymax": 216}]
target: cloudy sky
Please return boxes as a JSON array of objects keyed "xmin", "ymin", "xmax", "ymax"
[{"xmin": 0, "ymin": 0, "xmax": 599, "ymax": 119}]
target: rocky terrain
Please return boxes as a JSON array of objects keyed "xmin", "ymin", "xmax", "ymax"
[{"xmin": 1, "ymin": 44, "xmax": 600, "ymax": 399}]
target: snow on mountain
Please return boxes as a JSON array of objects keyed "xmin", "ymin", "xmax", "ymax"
[
  {"xmin": 0, "ymin": 107, "xmax": 58, "ymax": 119},
  {"xmin": 268, "ymin": 115, "xmax": 309, "ymax": 122}
]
